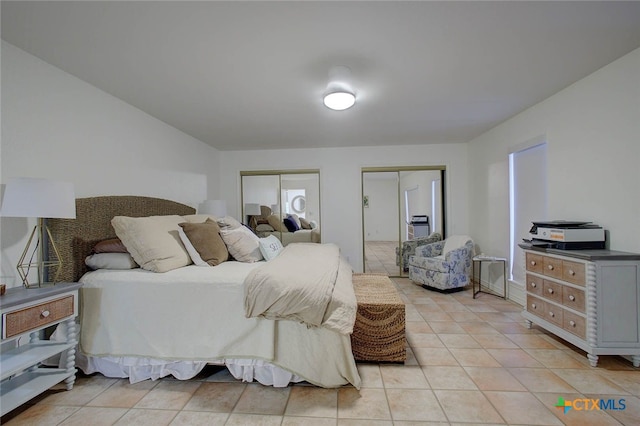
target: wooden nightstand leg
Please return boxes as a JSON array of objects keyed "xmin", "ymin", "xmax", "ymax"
[{"xmin": 64, "ymin": 318, "xmax": 78, "ymax": 390}]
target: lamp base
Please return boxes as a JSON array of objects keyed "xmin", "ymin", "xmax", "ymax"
[{"xmin": 17, "ymin": 220, "xmax": 63, "ymax": 289}]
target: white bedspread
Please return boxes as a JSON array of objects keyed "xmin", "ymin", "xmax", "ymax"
[{"xmin": 78, "ymin": 262, "xmax": 360, "ymax": 388}]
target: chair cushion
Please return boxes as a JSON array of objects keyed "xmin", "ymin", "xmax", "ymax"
[{"xmin": 408, "ymin": 255, "xmax": 449, "ymax": 273}]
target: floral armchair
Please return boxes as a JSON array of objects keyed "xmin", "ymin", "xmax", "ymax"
[
  {"xmin": 395, "ymin": 232, "xmax": 442, "ymax": 271},
  {"xmin": 408, "ymin": 235, "xmax": 475, "ymax": 291}
]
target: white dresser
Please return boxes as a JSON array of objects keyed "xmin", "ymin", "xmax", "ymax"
[{"xmin": 521, "ymin": 247, "xmax": 640, "ymax": 368}]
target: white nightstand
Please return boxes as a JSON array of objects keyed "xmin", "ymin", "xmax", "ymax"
[{"xmin": 0, "ymin": 282, "xmax": 82, "ymax": 416}]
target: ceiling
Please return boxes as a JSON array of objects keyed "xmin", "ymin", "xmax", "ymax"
[{"xmin": 3, "ymin": 1, "xmax": 640, "ymax": 151}]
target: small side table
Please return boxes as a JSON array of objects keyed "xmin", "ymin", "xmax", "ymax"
[{"xmin": 472, "ymin": 256, "xmax": 507, "ymax": 299}]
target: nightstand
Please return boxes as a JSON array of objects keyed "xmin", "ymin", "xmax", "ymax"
[{"xmin": 0, "ymin": 282, "xmax": 82, "ymax": 416}]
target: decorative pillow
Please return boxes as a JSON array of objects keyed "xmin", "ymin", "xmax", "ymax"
[
  {"xmin": 183, "ymin": 214, "xmax": 242, "ymax": 230},
  {"xmin": 267, "ymin": 214, "xmax": 288, "ymax": 232},
  {"xmin": 85, "ymin": 253, "xmax": 138, "ymax": 270},
  {"xmin": 283, "ymin": 216, "xmax": 299, "ymax": 232},
  {"xmin": 178, "ymin": 227, "xmax": 208, "ymax": 266},
  {"xmin": 258, "ymin": 235, "xmax": 284, "ymax": 261},
  {"xmin": 255, "ymin": 223, "xmax": 275, "ymax": 232},
  {"xmin": 219, "ymin": 226, "xmax": 264, "ymax": 262},
  {"xmin": 111, "ymin": 215, "xmax": 191, "ymax": 273},
  {"xmin": 309, "ymin": 220, "xmax": 318, "ymax": 230},
  {"xmin": 216, "ymin": 215, "xmax": 243, "ymax": 230},
  {"xmin": 179, "ymin": 219, "xmax": 228, "ymax": 266},
  {"xmin": 93, "ymin": 238, "xmax": 129, "ymax": 253},
  {"xmin": 288, "ymin": 214, "xmax": 302, "ymax": 229},
  {"xmin": 299, "ymin": 218, "xmax": 312, "ymax": 230}
]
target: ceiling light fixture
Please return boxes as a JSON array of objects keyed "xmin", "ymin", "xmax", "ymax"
[{"xmin": 323, "ymin": 65, "xmax": 356, "ymax": 111}]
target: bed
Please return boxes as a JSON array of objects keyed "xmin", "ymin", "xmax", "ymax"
[{"xmin": 48, "ymin": 196, "xmax": 361, "ymax": 389}]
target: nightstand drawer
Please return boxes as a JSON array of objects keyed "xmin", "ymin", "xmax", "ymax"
[
  {"xmin": 543, "ymin": 257, "xmax": 563, "ymax": 279},
  {"xmin": 562, "ymin": 260, "xmax": 585, "ymax": 286},
  {"xmin": 3, "ymin": 295, "xmax": 74, "ymax": 338},
  {"xmin": 542, "ymin": 280, "xmax": 563, "ymax": 304},
  {"xmin": 526, "ymin": 274, "xmax": 543, "ymax": 296},
  {"xmin": 563, "ymin": 310, "xmax": 586, "ymax": 339},
  {"xmin": 545, "ymin": 304, "xmax": 563, "ymax": 326},
  {"xmin": 526, "ymin": 294, "xmax": 546, "ymax": 319},
  {"xmin": 562, "ymin": 286, "xmax": 585, "ymax": 313},
  {"xmin": 526, "ymin": 253, "xmax": 544, "ymax": 274}
]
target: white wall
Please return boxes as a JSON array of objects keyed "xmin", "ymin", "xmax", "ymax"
[
  {"xmin": 0, "ymin": 42, "xmax": 221, "ymax": 287},
  {"xmin": 363, "ymin": 177, "xmax": 398, "ymax": 242},
  {"xmin": 220, "ymin": 144, "xmax": 469, "ymax": 272},
  {"xmin": 468, "ymin": 47, "xmax": 640, "ymax": 303}
]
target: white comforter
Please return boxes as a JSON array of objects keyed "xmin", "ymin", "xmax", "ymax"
[
  {"xmin": 78, "ymin": 262, "xmax": 360, "ymax": 388},
  {"xmin": 244, "ymin": 243, "xmax": 356, "ymax": 334}
]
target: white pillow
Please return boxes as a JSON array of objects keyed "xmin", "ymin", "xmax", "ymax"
[
  {"xmin": 177, "ymin": 227, "xmax": 210, "ymax": 267},
  {"xmin": 85, "ymin": 253, "xmax": 138, "ymax": 270},
  {"xmin": 111, "ymin": 215, "xmax": 191, "ymax": 273},
  {"xmin": 220, "ymin": 226, "xmax": 264, "ymax": 262},
  {"xmin": 258, "ymin": 235, "xmax": 284, "ymax": 261}
]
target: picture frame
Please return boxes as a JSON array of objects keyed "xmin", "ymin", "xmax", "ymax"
[{"xmin": 363, "ymin": 195, "xmax": 369, "ymax": 208}]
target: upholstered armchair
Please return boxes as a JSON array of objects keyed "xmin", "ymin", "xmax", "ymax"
[
  {"xmin": 395, "ymin": 233, "xmax": 442, "ymax": 271},
  {"xmin": 408, "ymin": 235, "xmax": 475, "ymax": 291}
]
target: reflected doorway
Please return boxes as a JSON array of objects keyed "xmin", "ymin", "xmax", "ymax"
[{"xmin": 362, "ymin": 167, "xmax": 446, "ymax": 277}]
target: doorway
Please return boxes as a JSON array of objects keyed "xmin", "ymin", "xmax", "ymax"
[{"xmin": 362, "ymin": 167, "xmax": 446, "ymax": 277}]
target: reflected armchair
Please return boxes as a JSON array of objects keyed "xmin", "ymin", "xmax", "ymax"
[
  {"xmin": 408, "ymin": 235, "xmax": 474, "ymax": 291},
  {"xmin": 395, "ymin": 232, "xmax": 442, "ymax": 271}
]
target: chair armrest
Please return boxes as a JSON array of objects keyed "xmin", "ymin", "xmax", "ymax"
[
  {"xmin": 445, "ymin": 241, "xmax": 475, "ymax": 273},
  {"xmin": 415, "ymin": 240, "xmax": 445, "ymax": 258}
]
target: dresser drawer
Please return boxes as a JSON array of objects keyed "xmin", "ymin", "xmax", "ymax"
[
  {"xmin": 563, "ymin": 310, "xmax": 586, "ymax": 339},
  {"xmin": 526, "ymin": 294, "xmax": 546, "ymax": 319},
  {"xmin": 543, "ymin": 256, "xmax": 563, "ymax": 279},
  {"xmin": 526, "ymin": 274, "xmax": 544, "ymax": 296},
  {"xmin": 542, "ymin": 280, "xmax": 563, "ymax": 304},
  {"xmin": 3, "ymin": 295, "xmax": 74, "ymax": 339},
  {"xmin": 545, "ymin": 303, "xmax": 564, "ymax": 326},
  {"xmin": 562, "ymin": 260, "xmax": 585, "ymax": 286},
  {"xmin": 526, "ymin": 253, "xmax": 544, "ymax": 274},
  {"xmin": 562, "ymin": 286, "xmax": 585, "ymax": 313}
]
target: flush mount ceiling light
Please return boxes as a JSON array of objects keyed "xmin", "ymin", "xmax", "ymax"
[{"xmin": 323, "ymin": 65, "xmax": 356, "ymax": 111}]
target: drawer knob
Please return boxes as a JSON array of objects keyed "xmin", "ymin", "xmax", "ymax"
[
  {"xmin": 569, "ymin": 295, "xmax": 576, "ymax": 301},
  {"xmin": 530, "ymin": 261, "xmax": 537, "ymax": 266},
  {"xmin": 569, "ymin": 269, "xmax": 575, "ymax": 276},
  {"xmin": 549, "ymin": 311, "xmax": 555, "ymax": 317},
  {"xmin": 40, "ymin": 310, "xmax": 50, "ymax": 318},
  {"xmin": 547, "ymin": 288, "xmax": 554, "ymax": 294},
  {"xmin": 531, "ymin": 282, "xmax": 537, "ymax": 288},
  {"xmin": 531, "ymin": 303, "xmax": 537, "ymax": 309},
  {"xmin": 548, "ymin": 264, "xmax": 554, "ymax": 270},
  {"xmin": 569, "ymin": 320, "xmax": 576, "ymax": 327}
]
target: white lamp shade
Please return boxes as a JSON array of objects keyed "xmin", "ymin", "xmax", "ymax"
[
  {"xmin": 323, "ymin": 65, "xmax": 356, "ymax": 111},
  {"xmin": 198, "ymin": 199, "xmax": 227, "ymax": 217},
  {"xmin": 244, "ymin": 203, "xmax": 262, "ymax": 216},
  {"xmin": 270, "ymin": 204, "xmax": 280, "ymax": 214},
  {"xmin": 323, "ymin": 91, "xmax": 356, "ymax": 110},
  {"xmin": 0, "ymin": 177, "xmax": 76, "ymax": 219}
]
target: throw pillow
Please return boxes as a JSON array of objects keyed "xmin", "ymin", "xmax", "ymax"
[
  {"xmin": 93, "ymin": 238, "xmax": 129, "ymax": 253},
  {"xmin": 219, "ymin": 226, "xmax": 264, "ymax": 262},
  {"xmin": 85, "ymin": 253, "xmax": 139, "ymax": 270},
  {"xmin": 179, "ymin": 219, "xmax": 229, "ymax": 266},
  {"xmin": 299, "ymin": 217, "xmax": 312, "ymax": 230},
  {"xmin": 283, "ymin": 216, "xmax": 299, "ymax": 232},
  {"xmin": 258, "ymin": 235, "xmax": 284, "ymax": 261},
  {"xmin": 267, "ymin": 214, "xmax": 288, "ymax": 232}
]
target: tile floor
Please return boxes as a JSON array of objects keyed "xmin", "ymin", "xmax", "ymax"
[
  {"xmin": 364, "ymin": 241, "xmax": 401, "ymax": 276},
  {"xmin": 3, "ymin": 278, "xmax": 639, "ymax": 425}
]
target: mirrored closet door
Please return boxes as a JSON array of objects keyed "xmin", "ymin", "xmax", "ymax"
[
  {"xmin": 362, "ymin": 167, "xmax": 446, "ymax": 277},
  {"xmin": 241, "ymin": 170, "xmax": 321, "ymax": 246}
]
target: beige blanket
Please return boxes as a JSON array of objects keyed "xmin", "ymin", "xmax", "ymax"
[{"xmin": 244, "ymin": 243, "xmax": 356, "ymax": 334}]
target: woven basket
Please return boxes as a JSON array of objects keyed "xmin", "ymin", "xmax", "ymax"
[{"xmin": 351, "ymin": 273, "xmax": 406, "ymax": 362}]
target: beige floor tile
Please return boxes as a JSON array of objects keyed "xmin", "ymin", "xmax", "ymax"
[
  {"xmin": 484, "ymin": 391, "xmax": 562, "ymax": 425},
  {"xmin": 422, "ymin": 366, "xmax": 477, "ymax": 390},
  {"xmin": 439, "ymin": 333, "xmax": 482, "ymax": 349},
  {"xmin": 405, "ymin": 321, "xmax": 433, "ymax": 333},
  {"xmin": 233, "ymin": 383, "xmax": 290, "ymax": 415},
  {"xmin": 407, "ymin": 333, "xmax": 444, "ymax": 348},
  {"xmin": 525, "ymin": 349, "xmax": 592, "ymax": 369},
  {"xmin": 486, "ymin": 348, "xmax": 544, "ymax": 368},
  {"xmin": 285, "ymin": 387, "xmax": 337, "ymax": 418},
  {"xmin": 472, "ymin": 334, "xmax": 519, "ymax": 349},
  {"xmin": 436, "ymin": 302, "xmax": 470, "ymax": 312},
  {"xmin": 458, "ymin": 322, "xmax": 501, "ymax": 335},
  {"xmin": 225, "ymin": 413, "xmax": 283, "ymax": 425},
  {"xmin": 86, "ymin": 379, "xmax": 158, "ymax": 408},
  {"xmin": 504, "ymin": 333, "xmax": 559, "ymax": 349},
  {"xmin": 447, "ymin": 311, "xmax": 482, "ymax": 322},
  {"xmin": 427, "ymin": 321, "xmax": 467, "ymax": 334},
  {"xmin": 357, "ymin": 364, "xmax": 383, "ymax": 388},
  {"xmin": 135, "ymin": 380, "xmax": 201, "ymax": 410},
  {"xmin": 411, "ymin": 347, "xmax": 460, "ymax": 366},
  {"xmin": 534, "ymin": 392, "xmax": 623, "ymax": 426},
  {"xmin": 404, "ymin": 347, "xmax": 419, "ymax": 366},
  {"xmin": 338, "ymin": 420, "xmax": 392, "ymax": 426},
  {"xmin": 40, "ymin": 376, "xmax": 118, "ymax": 406},
  {"xmin": 466, "ymin": 304, "xmax": 499, "ymax": 313},
  {"xmin": 3, "ymin": 404, "xmax": 79, "ymax": 426},
  {"xmin": 490, "ymin": 321, "xmax": 542, "ymax": 334},
  {"xmin": 419, "ymin": 311, "xmax": 454, "ymax": 322},
  {"xmin": 449, "ymin": 348, "xmax": 501, "ymax": 367},
  {"xmin": 169, "ymin": 411, "xmax": 229, "ymax": 426},
  {"xmin": 58, "ymin": 407, "xmax": 128, "ymax": 426},
  {"xmin": 600, "ymin": 370, "xmax": 640, "ymax": 396},
  {"xmin": 385, "ymin": 389, "xmax": 447, "ymax": 422},
  {"xmin": 463, "ymin": 367, "xmax": 526, "ymax": 391},
  {"xmin": 182, "ymin": 382, "xmax": 246, "ymax": 412},
  {"xmin": 508, "ymin": 367, "xmax": 577, "ymax": 393},
  {"xmin": 433, "ymin": 390, "xmax": 504, "ymax": 423},
  {"xmin": 475, "ymin": 312, "xmax": 517, "ymax": 323},
  {"xmin": 337, "ymin": 388, "xmax": 391, "ymax": 420},
  {"xmin": 379, "ymin": 365, "xmax": 429, "ymax": 389},
  {"xmin": 283, "ymin": 416, "xmax": 338, "ymax": 426},
  {"xmin": 552, "ymin": 369, "xmax": 630, "ymax": 395},
  {"xmin": 114, "ymin": 408, "xmax": 178, "ymax": 426},
  {"xmin": 585, "ymin": 393, "xmax": 640, "ymax": 426}
]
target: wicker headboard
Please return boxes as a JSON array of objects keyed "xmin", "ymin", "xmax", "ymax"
[{"xmin": 48, "ymin": 196, "xmax": 196, "ymax": 282}]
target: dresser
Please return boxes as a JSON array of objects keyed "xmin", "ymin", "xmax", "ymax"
[
  {"xmin": 521, "ymin": 247, "xmax": 640, "ymax": 368},
  {"xmin": 0, "ymin": 282, "xmax": 82, "ymax": 416}
]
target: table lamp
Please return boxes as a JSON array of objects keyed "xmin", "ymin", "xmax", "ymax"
[{"xmin": 0, "ymin": 177, "xmax": 76, "ymax": 288}]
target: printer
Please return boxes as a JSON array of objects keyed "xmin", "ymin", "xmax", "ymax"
[{"xmin": 528, "ymin": 220, "xmax": 605, "ymax": 250}]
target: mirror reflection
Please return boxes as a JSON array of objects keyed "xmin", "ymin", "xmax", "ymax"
[
  {"xmin": 242, "ymin": 171, "xmax": 320, "ymax": 246},
  {"xmin": 363, "ymin": 168, "xmax": 445, "ymax": 277}
]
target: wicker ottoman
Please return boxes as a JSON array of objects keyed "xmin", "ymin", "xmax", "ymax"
[{"xmin": 351, "ymin": 273, "xmax": 406, "ymax": 362}]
